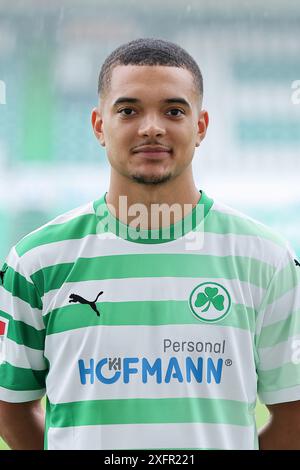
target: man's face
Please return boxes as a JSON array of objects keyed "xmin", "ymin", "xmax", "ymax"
[{"xmin": 92, "ymin": 65, "xmax": 208, "ymax": 185}]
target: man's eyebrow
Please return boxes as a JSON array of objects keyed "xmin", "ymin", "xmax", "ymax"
[
  {"xmin": 113, "ymin": 97, "xmax": 139, "ymax": 106},
  {"xmin": 164, "ymin": 98, "xmax": 191, "ymax": 108},
  {"xmin": 112, "ymin": 97, "xmax": 191, "ymax": 108}
]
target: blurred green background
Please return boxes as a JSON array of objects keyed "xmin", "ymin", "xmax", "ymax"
[{"xmin": 0, "ymin": 0, "xmax": 299, "ymax": 450}]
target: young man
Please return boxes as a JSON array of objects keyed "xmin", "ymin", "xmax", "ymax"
[{"xmin": 0, "ymin": 38, "xmax": 300, "ymax": 450}]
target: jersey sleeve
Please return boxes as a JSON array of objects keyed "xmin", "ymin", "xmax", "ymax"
[
  {"xmin": 256, "ymin": 243, "xmax": 300, "ymax": 405},
  {"xmin": 0, "ymin": 246, "xmax": 47, "ymax": 402}
]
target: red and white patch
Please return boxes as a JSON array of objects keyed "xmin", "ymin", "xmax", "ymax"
[{"xmin": 0, "ymin": 317, "xmax": 9, "ymax": 364}]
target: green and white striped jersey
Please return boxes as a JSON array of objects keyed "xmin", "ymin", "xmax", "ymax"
[{"xmin": 1, "ymin": 190, "xmax": 300, "ymax": 450}]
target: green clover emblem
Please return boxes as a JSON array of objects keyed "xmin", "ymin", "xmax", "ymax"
[
  {"xmin": 189, "ymin": 282, "xmax": 231, "ymax": 323},
  {"xmin": 195, "ymin": 286, "xmax": 225, "ymax": 313}
]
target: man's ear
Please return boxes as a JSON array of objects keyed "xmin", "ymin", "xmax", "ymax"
[
  {"xmin": 91, "ymin": 107, "xmax": 105, "ymax": 147},
  {"xmin": 196, "ymin": 110, "xmax": 209, "ymax": 147}
]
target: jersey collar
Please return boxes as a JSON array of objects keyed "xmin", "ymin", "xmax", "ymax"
[{"xmin": 93, "ymin": 189, "xmax": 213, "ymax": 244}]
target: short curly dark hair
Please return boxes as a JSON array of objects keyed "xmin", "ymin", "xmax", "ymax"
[{"xmin": 98, "ymin": 38, "xmax": 203, "ymax": 100}]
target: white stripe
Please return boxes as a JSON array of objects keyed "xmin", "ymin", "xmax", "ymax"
[
  {"xmin": 47, "ymin": 422, "xmax": 255, "ymax": 450},
  {"xmin": 210, "ymin": 199, "xmax": 256, "ymax": 222},
  {"xmin": 47, "ymin": 201, "xmax": 94, "ymax": 225},
  {"xmin": 5, "ymin": 338, "xmax": 46, "ymax": 370},
  {"xmin": 212, "ymin": 201, "xmax": 273, "ymax": 228},
  {"xmin": 45, "ymin": 324, "xmax": 256, "ymax": 405},
  {"xmin": 211, "ymin": 201, "xmax": 260, "ymax": 222},
  {"xmin": 17, "ymin": 231, "xmax": 285, "ymax": 277},
  {"xmin": 42, "ymin": 276, "xmax": 265, "ymax": 316},
  {"xmin": 0, "ymin": 288, "xmax": 44, "ymax": 330},
  {"xmin": 0, "ymin": 385, "xmax": 45, "ymax": 403},
  {"xmin": 211, "ymin": 202, "xmax": 286, "ymax": 247},
  {"xmin": 259, "ymin": 384, "xmax": 300, "ymax": 405},
  {"xmin": 21, "ymin": 202, "xmax": 94, "ymax": 237},
  {"xmin": 262, "ymin": 286, "xmax": 300, "ymax": 327},
  {"xmin": 258, "ymin": 334, "xmax": 300, "ymax": 371}
]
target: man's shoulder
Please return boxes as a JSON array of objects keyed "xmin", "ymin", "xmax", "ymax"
[
  {"xmin": 14, "ymin": 200, "xmax": 96, "ymax": 259},
  {"xmin": 209, "ymin": 198, "xmax": 289, "ymax": 252}
]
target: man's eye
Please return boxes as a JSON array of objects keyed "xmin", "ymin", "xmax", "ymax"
[
  {"xmin": 118, "ymin": 108, "xmax": 136, "ymax": 116},
  {"xmin": 166, "ymin": 108, "xmax": 185, "ymax": 117}
]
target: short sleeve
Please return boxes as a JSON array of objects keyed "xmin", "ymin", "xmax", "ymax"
[
  {"xmin": 0, "ymin": 247, "xmax": 47, "ymax": 402},
  {"xmin": 256, "ymin": 243, "xmax": 300, "ymax": 405}
]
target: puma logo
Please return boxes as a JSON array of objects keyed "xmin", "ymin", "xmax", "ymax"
[
  {"xmin": 0, "ymin": 266, "xmax": 8, "ymax": 285},
  {"xmin": 69, "ymin": 291, "xmax": 103, "ymax": 316},
  {"xmin": 294, "ymin": 259, "xmax": 300, "ymax": 267}
]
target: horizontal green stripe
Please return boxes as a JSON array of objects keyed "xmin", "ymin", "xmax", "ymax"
[
  {"xmin": 31, "ymin": 254, "xmax": 274, "ymax": 295},
  {"xmin": 0, "ymin": 362, "xmax": 47, "ymax": 391},
  {"xmin": 0, "ymin": 309, "xmax": 45, "ymax": 350},
  {"xmin": 207, "ymin": 210, "xmax": 286, "ymax": 248},
  {"xmin": 256, "ymin": 309, "xmax": 300, "ymax": 348},
  {"xmin": 267, "ymin": 260, "xmax": 300, "ymax": 303},
  {"xmin": 16, "ymin": 214, "xmax": 98, "ymax": 257},
  {"xmin": 44, "ymin": 301, "xmax": 255, "ymax": 335},
  {"xmin": 49, "ymin": 397, "xmax": 254, "ymax": 427},
  {"xmin": 258, "ymin": 362, "xmax": 300, "ymax": 393},
  {"xmin": 3, "ymin": 267, "xmax": 42, "ymax": 309},
  {"xmin": 31, "ymin": 262, "xmax": 73, "ymax": 296}
]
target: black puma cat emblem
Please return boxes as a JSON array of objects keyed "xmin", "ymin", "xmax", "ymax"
[
  {"xmin": 69, "ymin": 291, "xmax": 103, "ymax": 317},
  {"xmin": 294, "ymin": 259, "xmax": 300, "ymax": 267}
]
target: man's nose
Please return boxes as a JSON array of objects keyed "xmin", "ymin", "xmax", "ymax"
[{"xmin": 137, "ymin": 115, "xmax": 167, "ymax": 137}]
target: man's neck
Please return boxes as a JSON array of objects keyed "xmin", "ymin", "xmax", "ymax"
[{"xmin": 106, "ymin": 176, "xmax": 201, "ymax": 230}]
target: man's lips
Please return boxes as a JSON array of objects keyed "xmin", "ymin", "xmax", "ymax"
[
  {"xmin": 133, "ymin": 151, "xmax": 171, "ymax": 160},
  {"xmin": 132, "ymin": 146, "xmax": 172, "ymax": 158}
]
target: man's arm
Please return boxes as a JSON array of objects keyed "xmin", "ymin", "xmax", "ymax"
[
  {"xmin": 0, "ymin": 399, "xmax": 45, "ymax": 450},
  {"xmin": 259, "ymin": 401, "xmax": 300, "ymax": 449}
]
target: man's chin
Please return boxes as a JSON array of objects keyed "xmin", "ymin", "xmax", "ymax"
[{"xmin": 131, "ymin": 173, "xmax": 172, "ymax": 185}]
